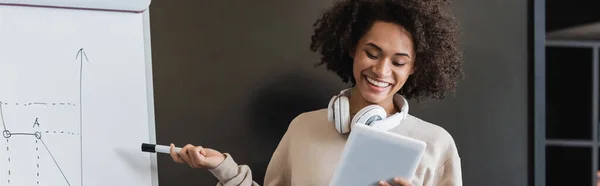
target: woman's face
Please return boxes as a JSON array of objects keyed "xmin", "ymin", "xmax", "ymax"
[{"xmin": 351, "ymin": 21, "xmax": 415, "ymax": 104}]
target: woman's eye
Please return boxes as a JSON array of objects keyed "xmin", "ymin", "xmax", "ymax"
[
  {"xmin": 393, "ymin": 62, "xmax": 405, "ymax": 66},
  {"xmin": 366, "ymin": 52, "xmax": 377, "ymax": 59}
]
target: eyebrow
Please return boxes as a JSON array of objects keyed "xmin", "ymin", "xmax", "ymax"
[{"xmin": 366, "ymin": 43, "xmax": 411, "ymax": 59}]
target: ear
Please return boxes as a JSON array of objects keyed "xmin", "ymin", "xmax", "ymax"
[{"xmin": 348, "ymin": 48, "xmax": 355, "ymax": 59}]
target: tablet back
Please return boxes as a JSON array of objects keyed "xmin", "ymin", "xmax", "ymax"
[{"xmin": 329, "ymin": 124, "xmax": 427, "ymax": 186}]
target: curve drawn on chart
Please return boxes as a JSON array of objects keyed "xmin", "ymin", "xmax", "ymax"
[{"xmin": 1, "ymin": 48, "xmax": 90, "ymax": 186}]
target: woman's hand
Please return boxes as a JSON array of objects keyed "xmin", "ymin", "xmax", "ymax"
[
  {"xmin": 378, "ymin": 177, "xmax": 412, "ymax": 186},
  {"xmin": 169, "ymin": 143, "xmax": 226, "ymax": 169}
]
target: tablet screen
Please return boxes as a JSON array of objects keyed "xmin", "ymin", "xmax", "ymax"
[{"xmin": 329, "ymin": 124, "xmax": 426, "ymax": 186}]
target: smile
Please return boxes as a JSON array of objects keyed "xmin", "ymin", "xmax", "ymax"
[{"xmin": 365, "ymin": 76, "xmax": 391, "ymax": 88}]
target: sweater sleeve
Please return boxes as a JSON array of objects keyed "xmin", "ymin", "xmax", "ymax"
[
  {"xmin": 430, "ymin": 156, "xmax": 462, "ymax": 186},
  {"xmin": 208, "ymin": 153, "xmax": 260, "ymax": 186},
  {"xmin": 263, "ymin": 128, "xmax": 292, "ymax": 186},
  {"xmin": 207, "ymin": 128, "xmax": 292, "ymax": 186}
]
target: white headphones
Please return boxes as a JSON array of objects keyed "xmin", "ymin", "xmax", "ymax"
[{"xmin": 327, "ymin": 88, "xmax": 409, "ymax": 134}]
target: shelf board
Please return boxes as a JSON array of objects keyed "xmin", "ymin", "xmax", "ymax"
[{"xmin": 547, "ymin": 21, "xmax": 600, "ymax": 42}]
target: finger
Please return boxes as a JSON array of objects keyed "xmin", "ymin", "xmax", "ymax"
[
  {"xmin": 179, "ymin": 144, "xmax": 195, "ymax": 166},
  {"xmin": 200, "ymin": 148, "xmax": 207, "ymax": 156},
  {"xmin": 393, "ymin": 177, "xmax": 412, "ymax": 186},
  {"xmin": 378, "ymin": 180, "xmax": 392, "ymax": 186},
  {"xmin": 169, "ymin": 144, "xmax": 185, "ymax": 163},
  {"xmin": 189, "ymin": 146, "xmax": 206, "ymax": 168}
]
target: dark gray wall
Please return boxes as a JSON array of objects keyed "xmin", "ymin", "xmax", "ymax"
[
  {"xmin": 149, "ymin": 0, "xmax": 529, "ymax": 185},
  {"xmin": 407, "ymin": 0, "xmax": 529, "ymax": 185}
]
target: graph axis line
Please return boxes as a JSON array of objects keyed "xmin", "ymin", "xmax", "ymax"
[{"xmin": 76, "ymin": 47, "xmax": 88, "ymax": 186}]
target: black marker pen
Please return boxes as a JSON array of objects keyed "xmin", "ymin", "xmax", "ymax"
[{"xmin": 141, "ymin": 143, "xmax": 182, "ymax": 154}]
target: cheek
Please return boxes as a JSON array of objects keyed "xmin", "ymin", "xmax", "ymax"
[
  {"xmin": 393, "ymin": 70, "xmax": 411, "ymax": 86},
  {"xmin": 352, "ymin": 57, "xmax": 369, "ymax": 77}
]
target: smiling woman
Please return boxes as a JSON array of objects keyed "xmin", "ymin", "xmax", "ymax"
[{"xmin": 168, "ymin": 0, "xmax": 464, "ymax": 186}]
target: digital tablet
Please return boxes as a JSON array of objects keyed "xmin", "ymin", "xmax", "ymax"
[{"xmin": 329, "ymin": 124, "xmax": 427, "ymax": 186}]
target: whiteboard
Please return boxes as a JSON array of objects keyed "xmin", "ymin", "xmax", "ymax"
[
  {"xmin": 0, "ymin": 0, "xmax": 150, "ymax": 12},
  {"xmin": 0, "ymin": 1, "xmax": 157, "ymax": 186}
]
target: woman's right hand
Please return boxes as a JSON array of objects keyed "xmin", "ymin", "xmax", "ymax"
[{"xmin": 169, "ymin": 143, "xmax": 226, "ymax": 169}]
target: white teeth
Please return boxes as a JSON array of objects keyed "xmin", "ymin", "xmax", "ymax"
[{"xmin": 366, "ymin": 76, "xmax": 390, "ymax": 87}]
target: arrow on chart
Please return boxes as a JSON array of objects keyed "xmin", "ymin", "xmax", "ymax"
[{"xmin": 76, "ymin": 48, "xmax": 89, "ymax": 63}]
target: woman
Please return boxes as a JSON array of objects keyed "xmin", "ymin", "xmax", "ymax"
[{"xmin": 170, "ymin": 0, "xmax": 463, "ymax": 185}]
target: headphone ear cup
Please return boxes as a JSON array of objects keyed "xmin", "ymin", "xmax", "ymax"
[
  {"xmin": 335, "ymin": 96, "xmax": 351, "ymax": 134},
  {"xmin": 327, "ymin": 95, "xmax": 336, "ymax": 122},
  {"xmin": 350, "ymin": 105, "xmax": 387, "ymax": 130}
]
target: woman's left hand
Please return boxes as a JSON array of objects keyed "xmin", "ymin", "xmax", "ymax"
[{"xmin": 378, "ymin": 177, "xmax": 412, "ymax": 186}]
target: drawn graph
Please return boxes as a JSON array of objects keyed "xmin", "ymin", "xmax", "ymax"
[{"xmin": 0, "ymin": 48, "xmax": 88, "ymax": 186}]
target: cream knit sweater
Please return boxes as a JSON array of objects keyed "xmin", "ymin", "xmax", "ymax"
[{"xmin": 208, "ymin": 95, "xmax": 462, "ymax": 186}]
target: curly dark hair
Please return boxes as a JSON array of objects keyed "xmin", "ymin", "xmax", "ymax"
[{"xmin": 310, "ymin": 0, "xmax": 463, "ymax": 100}]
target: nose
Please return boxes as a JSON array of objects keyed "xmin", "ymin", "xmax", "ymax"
[{"xmin": 372, "ymin": 59, "xmax": 392, "ymax": 77}]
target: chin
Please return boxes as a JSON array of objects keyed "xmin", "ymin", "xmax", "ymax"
[{"xmin": 360, "ymin": 92, "xmax": 388, "ymax": 104}]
